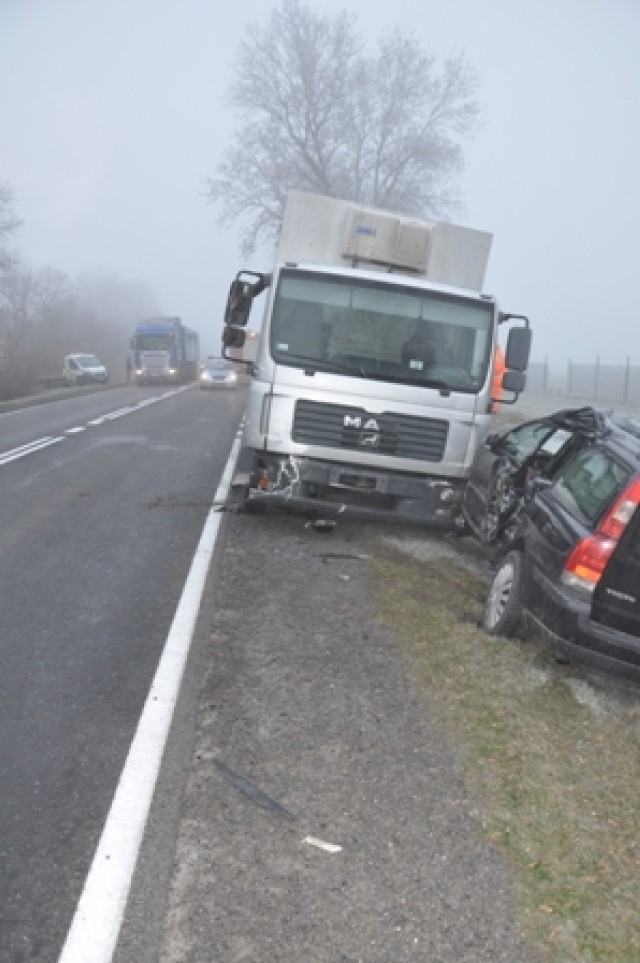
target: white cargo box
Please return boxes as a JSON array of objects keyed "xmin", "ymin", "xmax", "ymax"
[{"xmin": 276, "ymin": 190, "xmax": 492, "ymax": 292}]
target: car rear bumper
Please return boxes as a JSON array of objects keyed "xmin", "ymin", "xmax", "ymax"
[{"xmin": 523, "ymin": 574, "xmax": 640, "ymax": 682}]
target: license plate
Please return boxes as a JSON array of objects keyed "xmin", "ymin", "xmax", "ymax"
[{"xmin": 329, "ymin": 469, "xmax": 387, "ymax": 492}]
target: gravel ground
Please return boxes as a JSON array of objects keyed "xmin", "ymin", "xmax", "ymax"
[{"xmin": 136, "ymin": 509, "xmax": 538, "ymax": 963}]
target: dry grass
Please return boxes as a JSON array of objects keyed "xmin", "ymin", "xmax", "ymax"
[{"xmin": 372, "ymin": 548, "xmax": 640, "ymax": 963}]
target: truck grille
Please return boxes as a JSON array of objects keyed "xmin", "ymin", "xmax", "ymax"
[
  {"xmin": 292, "ymin": 400, "xmax": 448, "ymax": 462},
  {"xmin": 140, "ymin": 351, "xmax": 170, "ymax": 374}
]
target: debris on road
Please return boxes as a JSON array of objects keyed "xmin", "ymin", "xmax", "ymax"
[
  {"xmin": 214, "ymin": 760, "xmax": 296, "ymax": 820},
  {"xmin": 302, "ymin": 835, "xmax": 342, "ymax": 854},
  {"xmin": 315, "ymin": 553, "xmax": 370, "ymax": 562},
  {"xmin": 305, "ymin": 519, "xmax": 337, "ymax": 533}
]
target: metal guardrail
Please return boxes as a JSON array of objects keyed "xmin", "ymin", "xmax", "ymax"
[{"xmin": 37, "ymin": 376, "xmax": 67, "ymax": 388}]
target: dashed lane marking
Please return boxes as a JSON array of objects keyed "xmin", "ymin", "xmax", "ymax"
[{"xmin": 0, "ymin": 387, "xmax": 190, "ymax": 467}]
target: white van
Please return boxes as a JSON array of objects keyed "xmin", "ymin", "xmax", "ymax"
[{"xmin": 63, "ymin": 353, "xmax": 109, "ymax": 386}]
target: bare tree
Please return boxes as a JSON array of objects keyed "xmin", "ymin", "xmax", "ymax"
[
  {"xmin": 0, "ymin": 259, "xmax": 160, "ymax": 399},
  {"xmin": 0, "ymin": 181, "xmax": 22, "ymax": 270},
  {"xmin": 73, "ymin": 272, "xmax": 159, "ymax": 379},
  {"xmin": 207, "ymin": 0, "xmax": 481, "ymax": 254},
  {"xmin": 0, "ymin": 259, "xmax": 42, "ymax": 397}
]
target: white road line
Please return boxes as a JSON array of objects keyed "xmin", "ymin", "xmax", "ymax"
[
  {"xmin": 57, "ymin": 433, "xmax": 242, "ymax": 963},
  {"xmin": 2, "ymin": 387, "xmax": 195, "ymax": 465},
  {"xmin": 0, "ymin": 436, "xmax": 63, "ymax": 465},
  {"xmin": 103, "ymin": 406, "xmax": 136, "ymax": 420},
  {"xmin": 85, "ymin": 392, "xmax": 177, "ymax": 426},
  {"xmin": 1, "ymin": 436, "xmax": 55, "ymax": 456}
]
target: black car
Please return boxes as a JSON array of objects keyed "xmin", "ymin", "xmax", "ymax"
[{"xmin": 463, "ymin": 407, "xmax": 640, "ymax": 682}]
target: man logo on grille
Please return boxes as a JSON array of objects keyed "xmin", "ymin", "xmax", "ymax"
[
  {"xmin": 343, "ymin": 414, "xmax": 382, "ymax": 448},
  {"xmin": 360, "ymin": 417, "xmax": 381, "ymax": 448}
]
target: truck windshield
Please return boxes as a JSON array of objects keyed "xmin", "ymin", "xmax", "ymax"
[
  {"xmin": 270, "ymin": 268, "xmax": 494, "ymax": 392},
  {"xmin": 135, "ymin": 335, "xmax": 174, "ymax": 350}
]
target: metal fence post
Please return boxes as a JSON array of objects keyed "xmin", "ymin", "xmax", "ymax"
[{"xmin": 624, "ymin": 356, "xmax": 630, "ymax": 404}]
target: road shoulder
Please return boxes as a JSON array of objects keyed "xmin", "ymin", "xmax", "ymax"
[{"xmin": 125, "ymin": 510, "xmax": 535, "ymax": 963}]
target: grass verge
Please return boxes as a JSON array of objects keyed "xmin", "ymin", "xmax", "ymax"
[{"xmin": 372, "ymin": 546, "xmax": 640, "ymax": 963}]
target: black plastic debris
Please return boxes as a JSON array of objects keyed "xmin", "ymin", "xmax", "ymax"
[{"xmin": 214, "ymin": 760, "xmax": 296, "ymax": 820}]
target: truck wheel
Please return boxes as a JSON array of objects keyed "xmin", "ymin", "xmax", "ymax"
[{"xmin": 481, "ymin": 550, "xmax": 523, "ymax": 636}]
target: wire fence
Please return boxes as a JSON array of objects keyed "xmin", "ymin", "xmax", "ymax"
[{"xmin": 526, "ymin": 358, "xmax": 640, "ymax": 407}]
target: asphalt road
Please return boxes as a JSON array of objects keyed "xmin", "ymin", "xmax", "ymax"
[
  {"xmin": 0, "ymin": 383, "xmax": 246, "ymax": 963},
  {"xmin": 1, "ymin": 385, "xmax": 574, "ymax": 962}
]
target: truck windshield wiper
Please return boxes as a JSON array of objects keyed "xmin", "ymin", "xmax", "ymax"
[
  {"xmin": 276, "ymin": 354, "xmax": 367, "ymax": 377},
  {"xmin": 415, "ymin": 377, "xmax": 452, "ymax": 392},
  {"xmin": 359, "ymin": 370, "xmax": 452, "ymax": 393},
  {"xmin": 276, "ymin": 354, "xmax": 453, "ymax": 391}
]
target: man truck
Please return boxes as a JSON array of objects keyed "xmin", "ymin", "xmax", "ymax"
[
  {"xmin": 222, "ymin": 190, "xmax": 532, "ymax": 525},
  {"xmin": 131, "ymin": 316, "xmax": 199, "ymax": 385}
]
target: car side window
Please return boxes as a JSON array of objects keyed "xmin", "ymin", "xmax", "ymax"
[{"xmin": 552, "ymin": 448, "xmax": 630, "ymax": 524}]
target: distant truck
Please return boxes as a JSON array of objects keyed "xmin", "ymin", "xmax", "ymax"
[
  {"xmin": 130, "ymin": 316, "xmax": 199, "ymax": 385},
  {"xmin": 222, "ymin": 189, "xmax": 532, "ymax": 525}
]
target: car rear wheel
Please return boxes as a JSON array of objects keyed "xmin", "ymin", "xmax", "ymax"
[{"xmin": 482, "ymin": 550, "xmax": 523, "ymax": 635}]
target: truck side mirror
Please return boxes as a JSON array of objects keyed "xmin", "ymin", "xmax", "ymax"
[
  {"xmin": 502, "ymin": 369, "xmax": 526, "ymax": 393},
  {"xmin": 504, "ymin": 326, "xmax": 532, "ymax": 372},
  {"xmin": 224, "ymin": 280, "xmax": 252, "ymax": 326},
  {"xmin": 223, "ymin": 271, "xmax": 271, "ymax": 327},
  {"xmin": 222, "ymin": 325, "xmax": 246, "ymax": 349}
]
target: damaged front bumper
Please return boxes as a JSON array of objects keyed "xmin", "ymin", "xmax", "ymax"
[{"xmin": 231, "ymin": 449, "xmax": 466, "ymax": 526}]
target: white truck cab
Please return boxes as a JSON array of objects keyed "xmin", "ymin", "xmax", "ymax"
[{"xmin": 222, "ymin": 191, "xmax": 531, "ymax": 525}]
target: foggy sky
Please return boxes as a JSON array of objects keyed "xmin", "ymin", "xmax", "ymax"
[{"xmin": 1, "ymin": 0, "xmax": 639, "ymax": 363}]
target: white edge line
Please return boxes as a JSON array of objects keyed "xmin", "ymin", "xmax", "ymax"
[{"xmin": 57, "ymin": 432, "xmax": 242, "ymax": 963}]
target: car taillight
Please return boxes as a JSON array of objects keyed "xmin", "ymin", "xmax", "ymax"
[{"xmin": 562, "ymin": 476, "xmax": 640, "ymax": 592}]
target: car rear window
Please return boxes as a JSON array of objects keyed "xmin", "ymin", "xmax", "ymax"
[{"xmin": 552, "ymin": 448, "xmax": 631, "ymax": 525}]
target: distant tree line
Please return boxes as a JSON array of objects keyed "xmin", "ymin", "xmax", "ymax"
[{"xmin": 0, "ymin": 180, "xmax": 158, "ymax": 401}]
